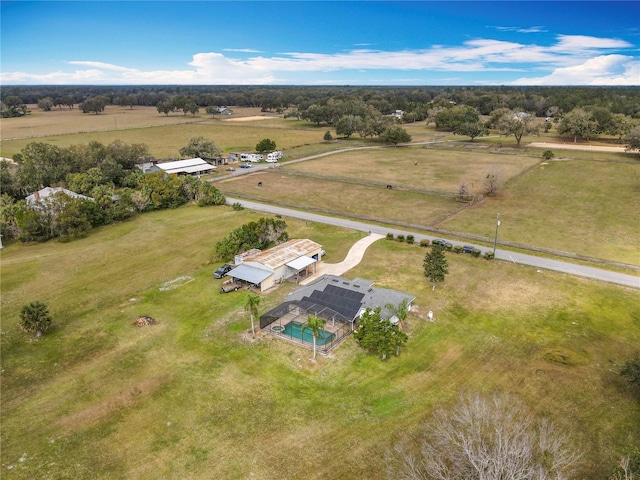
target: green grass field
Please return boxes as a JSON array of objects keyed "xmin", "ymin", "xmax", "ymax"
[{"xmin": 1, "ymin": 204, "xmax": 639, "ymax": 479}]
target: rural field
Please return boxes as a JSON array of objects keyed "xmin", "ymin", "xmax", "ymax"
[
  {"xmin": 0, "ymin": 106, "xmax": 331, "ymax": 159},
  {"xmin": 1, "ymin": 204, "xmax": 639, "ymax": 479},
  {"xmin": 1, "ymin": 106, "xmax": 639, "ymax": 479},
  {"xmin": 217, "ymin": 141, "xmax": 639, "ymax": 265}
]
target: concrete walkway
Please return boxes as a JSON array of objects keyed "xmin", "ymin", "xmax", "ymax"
[{"xmin": 301, "ymin": 233, "xmax": 384, "ymax": 285}]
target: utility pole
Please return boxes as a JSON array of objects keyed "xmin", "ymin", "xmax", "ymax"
[{"xmin": 493, "ymin": 213, "xmax": 501, "ymax": 257}]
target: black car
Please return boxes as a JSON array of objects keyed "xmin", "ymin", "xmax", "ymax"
[
  {"xmin": 213, "ymin": 264, "xmax": 234, "ymax": 279},
  {"xmin": 432, "ymin": 239, "xmax": 453, "ymax": 249},
  {"xmin": 462, "ymin": 245, "xmax": 476, "ymax": 254}
]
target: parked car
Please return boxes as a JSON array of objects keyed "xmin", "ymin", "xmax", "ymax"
[
  {"xmin": 226, "ymin": 167, "xmax": 235, "ymax": 172},
  {"xmin": 462, "ymin": 245, "xmax": 475, "ymax": 254},
  {"xmin": 432, "ymin": 239, "xmax": 453, "ymax": 249},
  {"xmin": 239, "ymin": 163, "xmax": 252, "ymax": 169},
  {"xmin": 213, "ymin": 264, "xmax": 234, "ymax": 279}
]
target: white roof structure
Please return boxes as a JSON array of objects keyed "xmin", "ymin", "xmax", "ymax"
[
  {"xmin": 148, "ymin": 158, "xmax": 215, "ymax": 175},
  {"xmin": 228, "ymin": 264, "xmax": 273, "ymax": 285},
  {"xmin": 286, "ymin": 256, "xmax": 316, "ymax": 271},
  {"xmin": 244, "ymin": 239, "xmax": 321, "ymax": 270},
  {"xmin": 26, "ymin": 187, "xmax": 93, "ymax": 204}
]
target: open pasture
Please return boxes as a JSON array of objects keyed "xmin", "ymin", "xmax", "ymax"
[
  {"xmin": 282, "ymin": 145, "xmax": 541, "ymax": 193},
  {"xmin": 217, "ymin": 171, "xmax": 460, "ymax": 226},
  {"xmin": 0, "ymin": 105, "xmax": 276, "ymax": 141},
  {"xmin": 1, "ymin": 204, "xmax": 638, "ymax": 479},
  {"xmin": 0, "ymin": 106, "xmax": 328, "ymax": 158},
  {"xmin": 440, "ymin": 159, "xmax": 640, "ymax": 265}
]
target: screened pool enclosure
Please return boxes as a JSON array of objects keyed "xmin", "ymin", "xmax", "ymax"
[{"xmin": 259, "ymin": 300, "xmax": 355, "ymax": 354}]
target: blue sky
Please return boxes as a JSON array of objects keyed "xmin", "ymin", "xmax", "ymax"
[{"xmin": 1, "ymin": 1, "xmax": 638, "ymax": 85}]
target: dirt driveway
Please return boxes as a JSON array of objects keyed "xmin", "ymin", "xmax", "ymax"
[{"xmin": 528, "ymin": 142, "xmax": 629, "ymax": 153}]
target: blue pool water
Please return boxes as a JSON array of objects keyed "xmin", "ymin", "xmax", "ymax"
[{"xmin": 282, "ymin": 321, "xmax": 335, "ymax": 346}]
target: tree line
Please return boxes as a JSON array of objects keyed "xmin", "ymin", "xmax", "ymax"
[
  {"xmin": 3, "ymin": 85, "xmax": 640, "ymax": 118},
  {"xmin": 0, "ymin": 139, "xmax": 226, "ymax": 244}
]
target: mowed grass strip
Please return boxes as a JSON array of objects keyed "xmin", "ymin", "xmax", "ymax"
[
  {"xmin": 217, "ymin": 171, "xmax": 460, "ymax": 226},
  {"xmin": 283, "ymin": 145, "xmax": 541, "ymax": 193},
  {"xmin": 1, "ymin": 204, "xmax": 639, "ymax": 479},
  {"xmin": 440, "ymin": 159, "xmax": 640, "ymax": 264}
]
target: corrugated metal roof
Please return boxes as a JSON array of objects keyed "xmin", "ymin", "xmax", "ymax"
[
  {"xmin": 229, "ymin": 264, "xmax": 273, "ymax": 285},
  {"xmin": 244, "ymin": 239, "xmax": 321, "ymax": 269},
  {"xmin": 155, "ymin": 158, "xmax": 209, "ymax": 170},
  {"xmin": 163, "ymin": 164, "xmax": 215, "ymax": 174}
]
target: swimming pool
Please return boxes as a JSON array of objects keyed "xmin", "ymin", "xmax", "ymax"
[{"xmin": 282, "ymin": 321, "xmax": 335, "ymax": 346}]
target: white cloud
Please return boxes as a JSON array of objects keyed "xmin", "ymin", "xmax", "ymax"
[
  {"xmin": 511, "ymin": 55, "xmax": 640, "ymax": 85},
  {"xmin": 223, "ymin": 48, "xmax": 262, "ymax": 53},
  {"xmin": 492, "ymin": 25, "xmax": 547, "ymax": 34},
  {"xmin": 1, "ymin": 34, "xmax": 636, "ymax": 85},
  {"xmin": 67, "ymin": 61, "xmax": 139, "ymax": 72}
]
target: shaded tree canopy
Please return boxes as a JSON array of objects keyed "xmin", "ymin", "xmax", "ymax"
[
  {"xmin": 353, "ymin": 307, "xmax": 408, "ymax": 360},
  {"xmin": 256, "ymin": 138, "xmax": 276, "ymax": 153},
  {"xmin": 179, "ymin": 136, "xmax": 220, "ymax": 159},
  {"xmin": 215, "ymin": 217, "xmax": 289, "ymax": 261}
]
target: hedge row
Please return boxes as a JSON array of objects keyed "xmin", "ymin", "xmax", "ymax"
[{"xmin": 386, "ymin": 233, "xmax": 494, "ymax": 260}]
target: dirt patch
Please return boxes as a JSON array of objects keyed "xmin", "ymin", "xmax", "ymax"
[
  {"xmin": 159, "ymin": 275, "xmax": 193, "ymax": 291},
  {"xmin": 133, "ymin": 316, "xmax": 157, "ymax": 327},
  {"xmin": 528, "ymin": 142, "xmax": 628, "ymax": 153},
  {"xmin": 224, "ymin": 115, "xmax": 273, "ymax": 122}
]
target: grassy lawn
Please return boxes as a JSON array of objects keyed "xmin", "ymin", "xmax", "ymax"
[{"xmin": 1, "ymin": 204, "xmax": 639, "ymax": 479}]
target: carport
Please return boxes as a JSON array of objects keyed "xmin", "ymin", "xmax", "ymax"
[
  {"xmin": 286, "ymin": 256, "xmax": 317, "ymax": 282},
  {"xmin": 228, "ymin": 264, "xmax": 272, "ymax": 288}
]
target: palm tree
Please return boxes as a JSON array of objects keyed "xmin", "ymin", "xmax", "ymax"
[
  {"xmin": 19, "ymin": 301, "xmax": 52, "ymax": 338},
  {"xmin": 385, "ymin": 298, "xmax": 409, "ymax": 330},
  {"xmin": 244, "ymin": 294, "xmax": 260, "ymax": 337},
  {"xmin": 301, "ymin": 314, "xmax": 325, "ymax": 360}
]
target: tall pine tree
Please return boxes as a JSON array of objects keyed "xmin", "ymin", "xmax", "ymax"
[{"xmin": 424, "ymin": 244, "xmax": 449, "ymax": 290}]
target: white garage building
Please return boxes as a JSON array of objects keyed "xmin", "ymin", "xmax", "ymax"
[{"xmin": 228, "ymin": 239, "xmax": 323, "ymax": 292}]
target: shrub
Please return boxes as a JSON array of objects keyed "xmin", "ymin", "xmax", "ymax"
[
  {"xmin": 484, "ymin": 251, "xmax": 495, "ymax": 260},
  {"xmin": 386, "ymin": 233, "xmax": 394, "ymax": 240},
  {"xmin": 542, "ymin": 149, "xmax": 555, "ymax": 160},
  {"xmin": 472, "ymin": 248, "xmax": 482, "ymax": 258},
  {"xmin": 232, "ymin": 202, "xmax": 244, "ymax": 211},
  {"xmin": 453, "ymin": 245, "xmax": 463, "ymax": 254},
  {"xmin": 406, "ymin": 235, "xmax": 415, "ymax": 244},
  {"xmin": 396, "ymin": 235, "xmax": 405, "ymax": 243},
  {"xmin": 420, "ymin": 239, "xmax": 430, "ymax": 247},
  {"xmin": 446, "ymin": 243, "xmax": 454, "ymax": 251}
]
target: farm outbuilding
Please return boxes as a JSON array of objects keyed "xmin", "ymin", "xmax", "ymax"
[
  {"xmin": 259, "ymin": 275, "xmax": 415, "ymax": 354},
  {"xmin": 227, "ymin": 239, "xmax": 323, "ymax": 292},
  {"xmin": 145, "ymin": 157, "xmax": 215, "ymax": 176}
]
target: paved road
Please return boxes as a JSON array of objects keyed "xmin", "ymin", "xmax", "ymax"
[{"xmin": 227, "ymin": 197, "xmax": 639, "ymax": 289}]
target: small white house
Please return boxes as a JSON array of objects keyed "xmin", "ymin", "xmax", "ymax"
[{"xmin": 26, "ymin": 187, "xmax": 93, "ymax": 205}]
